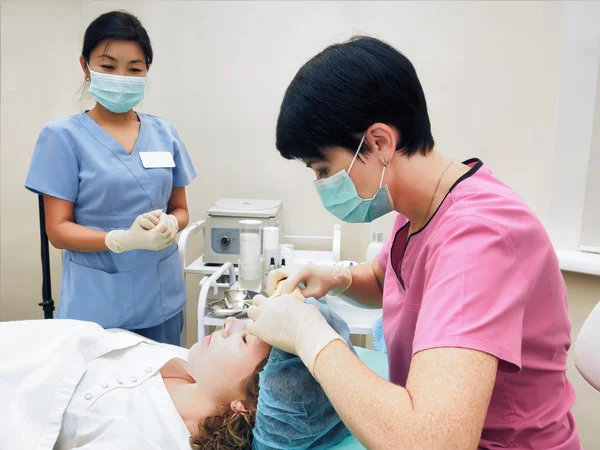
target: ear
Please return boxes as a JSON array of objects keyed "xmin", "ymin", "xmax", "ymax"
[
  {"xmin": 79, "ymin": 55, "xmax": 90, "ymax": 80},
  {"xmin": 230, "ymin": 399, "xmax": 255, "ymax": 414},
  {"xmin": 366, "ymin": 123, "xmax": 399, "ymax": 164}
]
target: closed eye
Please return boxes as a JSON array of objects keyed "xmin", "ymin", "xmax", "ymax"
[{"xmin": 241, "ymin": 334, "xmax": 247, "ymax": 344}]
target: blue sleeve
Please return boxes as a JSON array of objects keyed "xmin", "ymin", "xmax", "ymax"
[
  {"xmin": 171, "ymin": 124, "xmax": 196, "ymax": 187},
  {"xmin": 25, "ymin": 123, "xmax": 79, "ymax": 202}
]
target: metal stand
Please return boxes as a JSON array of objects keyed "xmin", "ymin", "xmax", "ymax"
[{"xmin": 38, "ymin": 195, "xmax": 55, "ymax": 319}]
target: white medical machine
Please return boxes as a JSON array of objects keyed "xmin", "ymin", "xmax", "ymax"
[{"xmin": 203, "ymin": 199, "xmax": 284, "ymax": 265}]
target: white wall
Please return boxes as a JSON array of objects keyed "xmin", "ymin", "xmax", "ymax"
[
  {"xmin": 1, "ymin": 1, "xmax": 599, "ymax": 446},
  {"xmin": 547, "ymin": 1, "xmax": 600, "ymax": 250}
]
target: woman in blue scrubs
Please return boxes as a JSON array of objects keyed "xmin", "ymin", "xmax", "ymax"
[{"xmin": 25, "ymin": 11, "xmax": 196, "ymax": 345}]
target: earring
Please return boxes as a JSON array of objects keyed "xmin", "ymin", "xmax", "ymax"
[
  {"xmin": 85, "ymin": 77, "xmax": 90, "ymax": 82},
  {"xmin": 381, "ymin": 158, "xmax": 390, "ymax": 167}
]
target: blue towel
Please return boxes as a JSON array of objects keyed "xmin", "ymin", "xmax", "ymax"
[{"xmin": 372, "ymin": 316, "xmax": 387, "ymax": 354}]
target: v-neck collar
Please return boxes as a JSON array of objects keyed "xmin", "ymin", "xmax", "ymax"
[
  {"xmin": 77, "ymin": 111, "xmax": 149, "ymax": 158},
  {"xmin": 389, "ymin": 158, "xmax": 484, "ymax": 289}
]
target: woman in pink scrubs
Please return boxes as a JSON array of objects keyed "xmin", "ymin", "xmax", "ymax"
[{"xmin": 248, "ymin": 36, "xmax": 582, "ymax": 449}]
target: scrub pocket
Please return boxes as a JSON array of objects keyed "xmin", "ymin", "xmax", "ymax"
[
  {"xmin": 61, "ymin": 260, "xmax": 135, "ymax": 329},
  {"xmin": 157, "ymin": 245, "xmax": 186, "ymax": 318}
]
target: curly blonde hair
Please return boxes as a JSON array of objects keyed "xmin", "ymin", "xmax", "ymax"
[{"xmin": 190, "ymin": 357, "xmax": 269, "ymax": 450}]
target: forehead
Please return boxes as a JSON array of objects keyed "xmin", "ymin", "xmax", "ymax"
[{"xmin": 90, "ymin": 39, "xmax": 145, "ymax": 60}]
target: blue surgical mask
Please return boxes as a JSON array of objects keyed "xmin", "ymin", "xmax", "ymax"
[
  {"xmin": 87, "ymin": 64, "xmax": 146, "ymax": 114},
  {"xmin": 313, "ymin": 134, "xmax": 394, "ymax": 223}
]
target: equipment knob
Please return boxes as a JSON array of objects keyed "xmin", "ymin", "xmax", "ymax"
[{"xmin": 220, "ymin": 236, "xmax": 230, "ymax": 246}]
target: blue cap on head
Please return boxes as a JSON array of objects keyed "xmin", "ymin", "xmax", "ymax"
[{"xmin": 252, "ymin": 298, "xmax": 356, "ymax": 450}]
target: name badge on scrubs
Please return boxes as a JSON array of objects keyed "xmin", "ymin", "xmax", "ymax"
[{"xmin": 139, "ymin": 152, "xmax": 175, "ymax": 169}]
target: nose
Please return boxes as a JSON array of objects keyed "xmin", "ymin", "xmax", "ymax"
[{"xmin": 221, "ymin": 320, "xmax": 246, "ymax": 338}]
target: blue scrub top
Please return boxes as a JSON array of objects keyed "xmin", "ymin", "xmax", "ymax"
[{"xmin": 25, "ymin": 112, "xmax": 197, "ymax": 329}]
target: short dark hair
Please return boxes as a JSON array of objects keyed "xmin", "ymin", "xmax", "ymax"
[
  {"xmin": 276, "ymin": 36, "xmax": 434, "ymax": 163},
  {"xmin": 82, "ymin": 11, "xmax": 152, "ymax": 67}
]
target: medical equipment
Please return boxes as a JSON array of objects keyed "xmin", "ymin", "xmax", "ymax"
[
  {"xmin": 205, "ymin": 300, "xmax": 249, "ymax": 319},
  {"xmin": 262, "ymin": 226, "xmax": 279, "ymax": 280},
  {"xmin": 196, "ymin": 262, "xmax": 247, "ymax": 339},
  {"xmin": 203, "ymin": 198, "xmax": 283, "ymax": 265},
  {"xmin": 183, "ymin": 220, "xmax": 382, "ymax": 338},
  {"xmin": 223, "ymin": 288, "xmax": 251, "ymax": 309},
  {"xmin": 204, "ymin": 287, "xmax": 253, "ymax": 318},
  {"xmin": 238, "ymin": 219, "xmax": 263, "ymax": 292},
  {"xmin": 279, "ymin": 243, "xmax": 294, "ymax": 267},
  {"xmin": 196, "ymin": 271, "xmax": 381, "ymax": 345}
]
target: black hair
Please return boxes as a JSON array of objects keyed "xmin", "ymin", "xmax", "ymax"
[
  {"xmin": 82, "ymin": 10, "xmax": 152, "ymax": 66},
  {"xmin": 276, "ymin": 36, "xmax": 434, "ymax": 163}
]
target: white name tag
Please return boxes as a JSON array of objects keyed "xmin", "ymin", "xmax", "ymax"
[{"xmin": 139, "ymin": 152, "xmax": 175, "ymax": 169}]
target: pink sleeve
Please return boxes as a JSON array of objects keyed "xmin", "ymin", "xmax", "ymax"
[{"xmin": 413, "ymin": 216, "xmax": 528, "ymax": 370}]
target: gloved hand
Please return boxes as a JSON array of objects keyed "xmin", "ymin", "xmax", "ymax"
[
  {"xmin": 270, "ymin": 279, "xmax": 305, "ymax": 301},
  {"xmin": 140, "ymin": 210, "xmax": 179, "ymax": 232},
  {"xmin": 139, "ymin": 209, "xmax": 162, "ymax": 230},
  {"xmin": 247, "ymin": 294, "xmax": 345, "ymax": 375},
  {"xmin": 266, "ymin": 264, "xmax": 353, "ymax": 299},
  {"xmin": 140, "ymin": 210, "xmax": 179, "ymax": 243},
  {"xmin": 105, "ymin": 213, "xmax": 175, "ymax": 253}
]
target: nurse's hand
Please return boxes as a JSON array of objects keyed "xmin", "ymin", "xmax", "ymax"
[
  {"xmin": 139, "ymin": 209, "xmax": 162, "ymax": 230},
  {"xmin": 141, "ymin": 211, "xmax": 178, "ymax": 242},
  {"xmin": 105, "ymin": 214, "xmax": 174, "ymax": 253},
  {"xmin": 247, "ymin": 294, "xmax": 345, "ymax": 375},
  {"xmin": 266, "ymin": 264, "xmax": 353, "ymax": 299},
  {"xmin": 161, "ymin": 213, "xmax": 179, "ymax": 242}
]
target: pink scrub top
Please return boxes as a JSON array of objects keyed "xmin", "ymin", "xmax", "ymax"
[{"xmin": 378, "ymin": 159, "xmax": 581, "ymax": 449}]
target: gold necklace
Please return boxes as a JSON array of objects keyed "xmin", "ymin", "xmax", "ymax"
[
  {"xmin": 162, "ymin": 374, "xmax": 195, "ymax": 384},
  {"xmin": 418, "ymin": 160, "xmax": 453, "ymax": 231}
]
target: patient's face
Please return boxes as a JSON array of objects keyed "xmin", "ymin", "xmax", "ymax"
[{"xmin": 188, "ymin": 319, "xmax": 271, "ymax": 393}]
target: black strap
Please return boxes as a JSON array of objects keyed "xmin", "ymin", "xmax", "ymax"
[{"xmin": 38, "ymin": 195, "xmax": 55, "ymax": 319}]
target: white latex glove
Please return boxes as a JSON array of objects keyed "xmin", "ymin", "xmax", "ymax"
[
  {"xmin": 247, "ymin": 294, "xmax": 346, "ymax": 375},
  {"xmin": 162, "ymin": 213, "xmax": 179, "ymax": 240},
  {"xmin": 105, "ymin": 213, "xmax": 174, "ymax": 253},
  {"xmin": 140, "ymin": 211, "xmax": 178, "ymax": 243},
  {"xmin": 266, "ymin": 263, "xmax": 353, "ymax": 299},
  {"xmin": 139, "ymin": 209, "xmax": 162, "ymax": 230}
]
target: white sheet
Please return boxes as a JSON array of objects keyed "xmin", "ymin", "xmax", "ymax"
[{"xmin": 0, "ymin": 319, "xmax": 190, "ymax": 450}]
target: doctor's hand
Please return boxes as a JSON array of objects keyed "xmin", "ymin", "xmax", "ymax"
[
  {"xmin": 266, "ymin": 264, "xmax": 353, "ymax": 299},
  {"xmin": 105, "ymin": 214, "xmax": 174, "ymax": 253},
  {"xmin": 247, "ymin": 294, "xmax": 345, "ymax": 375}
]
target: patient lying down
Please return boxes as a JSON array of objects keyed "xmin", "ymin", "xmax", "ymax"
[
  {"xmin": 0, "ymin": 299, "xmax": 352, "ymax": 450},
  {"xmin": 1, "ymin": 317, "xmax": 268, "ymax": 450},
  {"xmin": 164, "ymin": 318, "xmax": 271, "ymax": 448}
]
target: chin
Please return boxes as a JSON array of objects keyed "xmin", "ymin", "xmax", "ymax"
[{"xmin": 188, "ymin": 342, "xmax": 201, "ymax": 364}]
